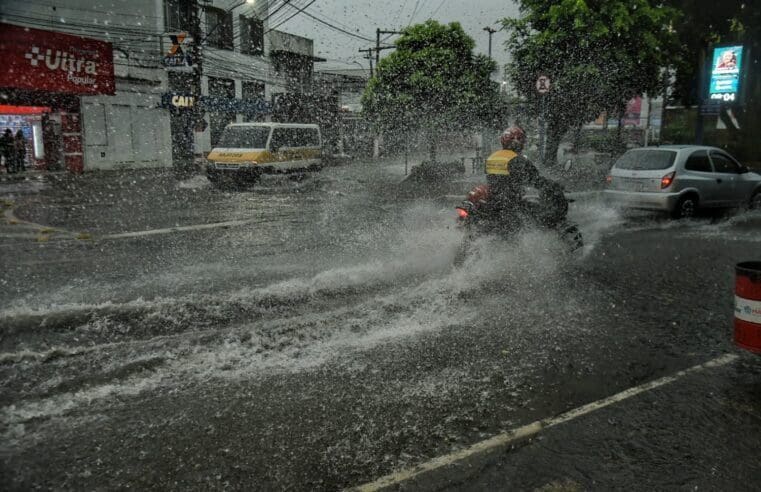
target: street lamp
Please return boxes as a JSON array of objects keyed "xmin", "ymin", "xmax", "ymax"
[{"xmin": 483, "ymin": 26, "xmax": 497, "ymax": 59}]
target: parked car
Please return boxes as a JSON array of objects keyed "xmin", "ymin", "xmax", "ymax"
[{"xmin": 604, "ymin": 145, "xmax": 761, "ymax": 218}]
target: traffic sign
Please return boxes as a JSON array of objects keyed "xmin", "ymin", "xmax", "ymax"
[{"xmin": 536, "ymin": 75, "xmax": 551, "ymax": 94}]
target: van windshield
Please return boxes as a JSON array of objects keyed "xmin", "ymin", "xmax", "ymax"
[
  {"xmin": 614, "ymin": 150, "xmax": 677, "ymax": 170},
  {"xmin": 217, "ymin": 127, "xmax": 270, "ymax": 148}
]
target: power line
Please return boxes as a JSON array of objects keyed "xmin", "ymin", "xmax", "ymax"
[
  {"xmin": 299, "ymin": 11, "xmax": 377, "ymax": 43},
  {"xmin": 18, "ymin": 0, "xmax": 164, "ymax": 20},
  {"xmin": 223, "ymin": 0, "xmax": 308, "ymax": 46},
  {"xmin": 312, "ymin": 4, "xmax": 366, "ymax": 34},
  {"xmin": 261, "ymin": 0, "xmax": 295, "ymax": 24},
  {"xmin": 265, "ymin": 0, "xmax": 317, "ymax": 33},
  {"xmin": 407, "ymin": 0, "xmax": 422, "ymax": 27},
  {"xmin": 431, "ymin": 0, "xmax": 449, "ymax": 18}
]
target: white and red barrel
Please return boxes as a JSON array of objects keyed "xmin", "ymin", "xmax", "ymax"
[{"xmin": 735, "ymin": 261, "xmax": 761, "ymax": 353}]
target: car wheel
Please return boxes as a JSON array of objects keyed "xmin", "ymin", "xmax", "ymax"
[
  {"xmin": 672, "ymin": 195, "xmax": 697, "ymax": 219},
  {"xmin": 750, "ymin": 191, "xmax": 761, "ymax": 210}
]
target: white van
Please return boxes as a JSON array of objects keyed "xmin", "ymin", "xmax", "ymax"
[{"xmin": 205, "ymin": 123, "xmax": 322, "ymax": 187}]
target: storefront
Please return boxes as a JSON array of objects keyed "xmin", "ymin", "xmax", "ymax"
[
  {"xmin": 0, "ymin": 22, "xmax": 115, "ymax": 173},
  {"xmin": 0, "ymin": 105, "xmax": 51, "ymax": 171}
]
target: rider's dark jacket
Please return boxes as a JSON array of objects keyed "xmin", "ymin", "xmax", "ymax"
[{"xmin": 471, "ymin": 150, "xmax": 568, "ymax": 229}]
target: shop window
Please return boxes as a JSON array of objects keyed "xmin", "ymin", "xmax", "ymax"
[
  {"xmin": 164, "ymin": 0, "xmax": 193, "ymax": 32},
  {"xmin": 240, "ymin": 15, "xmax": 264, "ymax": 56},
  {"xmin": 206, "ymin": 7, "xmax": 233, "ymax": 50}
]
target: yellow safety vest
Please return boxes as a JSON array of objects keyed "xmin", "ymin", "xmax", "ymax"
[{"xmin": 485, "ymin": 150, "xmax": 518, "ymax": 176}]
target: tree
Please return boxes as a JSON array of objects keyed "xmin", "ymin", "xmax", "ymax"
[
  {"xmin": 361, "ymin": 20, "xmax": 499, "ymax": 163},
  {"xmin": 503, "ymin": 0, "xmax": 680, "ymax": 166}
]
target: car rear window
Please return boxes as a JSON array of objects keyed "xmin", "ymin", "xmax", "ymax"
[{"xmin": 614, "ymin": 150, "xmax": 677, "ymax": 170}]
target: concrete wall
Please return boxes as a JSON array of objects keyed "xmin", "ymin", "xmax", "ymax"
[
  {"xmin": 268, "ymin": 30, "xmax": 314, "ymax": 58},
  {"xmin": 81, "ymin": 82, "xmax": 171, "ymax": 169}
]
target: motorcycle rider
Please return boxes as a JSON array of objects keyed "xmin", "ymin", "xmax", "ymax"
[{"xmin": 462, "ymin": 125, "xmax": 568, "ymax": 232}]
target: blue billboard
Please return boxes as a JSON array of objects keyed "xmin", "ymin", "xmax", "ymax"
[{"xmin": 708, "ymin": 45, "xmax": 744, "ymax": 103}]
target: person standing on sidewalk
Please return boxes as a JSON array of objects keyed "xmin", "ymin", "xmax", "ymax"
[
  {"xmin": 13, "ymin": 130, "xmax": 27, "ymax": 172},
  {"xmin": 1, "ymin": 129, "xmax": 13, "ymax": 173}
]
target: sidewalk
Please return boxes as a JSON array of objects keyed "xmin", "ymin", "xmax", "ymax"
[{"xmin": 0, "ymin": 168, "xmax": 61, "ymax": 183}]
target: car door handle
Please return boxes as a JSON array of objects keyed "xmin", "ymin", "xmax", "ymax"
[{"xmin": 716, "ymin": 178, "xmax": 723, "ymax": 183}]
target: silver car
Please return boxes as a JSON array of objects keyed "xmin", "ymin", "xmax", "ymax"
[{"xmin": 604, "ymin": 145, "xmax": 761, "ymax": 218}]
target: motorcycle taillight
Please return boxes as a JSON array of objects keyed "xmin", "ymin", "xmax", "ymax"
[{"xmin": 456, "ymin": 208, "xmax": 469, "ymax": 219}]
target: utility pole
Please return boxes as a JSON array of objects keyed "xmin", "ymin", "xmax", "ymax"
[
  {"xmin": 189, "ymin": 0, "xmax": 203, "ymax": 158},
  {"xmin": 359, "ymin": 48, "xmax": 374, "ymax": 78},
  {"xmin": 375, "ymin": 28, "xmax": 402, "ymax": 66},
  {"xmin": 483, "ymin": 26, "xmax": 497, "ymax": 59},
  {"xmin": 169, "ymin": 0, "xmax": 203, "ymax": 178}
]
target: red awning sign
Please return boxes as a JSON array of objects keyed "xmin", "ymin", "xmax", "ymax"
[
  {"xmin": 0, "ymin": 22, "xmax": 115, "ymax": 95},
  {"xmin": 0, "ymin": 105, "xmax": 51, "ymax": 115}
]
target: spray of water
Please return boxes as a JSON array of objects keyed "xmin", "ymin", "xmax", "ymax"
[{"xmin": 2, "ymin": 200, "xmax": 612, "ymax": 437}]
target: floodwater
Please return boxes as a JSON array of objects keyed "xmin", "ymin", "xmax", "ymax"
[{"xmin": 2, "ymin": 160, "xmax": 758, "ymax": 489}]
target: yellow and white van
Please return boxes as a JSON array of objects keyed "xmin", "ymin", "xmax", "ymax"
[{"xmin": 206, "ymin": 123, "xmax": 322, "ymax": 186}]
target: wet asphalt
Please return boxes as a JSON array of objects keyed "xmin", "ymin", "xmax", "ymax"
[{"xmin": 1, "ymin": 160, "xmax": 760, "ymax": 490}]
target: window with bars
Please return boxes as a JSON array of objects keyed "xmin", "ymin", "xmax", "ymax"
[
  {"xmin": 164, "ymin": 0, "xmax": 193, "ymax": 32},
  {"xmin": 240, "ymin": 15, "xmax": 264, "ymax": 56},
  {"xmin": 205, "ymin": 7, "xmax": 233, "ymax": 50}
]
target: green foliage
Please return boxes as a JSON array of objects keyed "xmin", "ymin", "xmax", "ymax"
[
  {"xmin": 503, "ymin": 0, "xmax": 680, "ymax": 164},
  {"xmin": 362, "ymin": 20, "xmax": 500, "ymax": 138}
]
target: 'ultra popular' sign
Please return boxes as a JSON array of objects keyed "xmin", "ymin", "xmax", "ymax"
[{"xmin": 0, "ymin": 22, "xmax": 115, "ymax": 96}]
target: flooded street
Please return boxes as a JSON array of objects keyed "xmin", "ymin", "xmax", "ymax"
[
  {"xmin": 1, "ymin": 0, "xmax": 759, "ymax": 488},
  {"xmin": 2, "ymin": 161, "xmax": 760, "ymax": 490}
]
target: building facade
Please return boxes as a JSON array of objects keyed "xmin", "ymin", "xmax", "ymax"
[{"xmin": 0, "ymin": 0, "xmax": 322, "ymax": 172}]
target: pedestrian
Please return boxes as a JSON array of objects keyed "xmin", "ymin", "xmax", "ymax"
[
  {"xmin": 0, "ymin": 128, "xmax": 12, "ymax": 173},
  {"xmin": 14, "ymin": 130, "xmax": 26, "ymax": 172}
]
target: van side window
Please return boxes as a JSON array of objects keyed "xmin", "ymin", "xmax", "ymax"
[
  {"xmin": 270, "ymin": 127, "xmax": 319, "ymax": 149},
  {"xmin": 684, "ymin": 150, "xmax": 712, "ymax": 172},
  {"xmin": 710, "ymin": 152, "xmax": 740, "ymax": 173},
  {"xmin": 297, "ymin": 128, "xmax": 319, "ymax": 147},
  {"xmin": 270, "ymin": 128, "xmax": 286, "ymax": 149}
]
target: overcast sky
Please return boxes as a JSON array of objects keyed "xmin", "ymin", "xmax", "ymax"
[{"xmin": 272, "ymin": 0, "xmax": 522, "ymax": 76}]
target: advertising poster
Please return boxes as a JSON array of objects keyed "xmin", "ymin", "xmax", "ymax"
[{"xmin": 708, "ymin": 45, "xmax": 744, "ymax": 103}]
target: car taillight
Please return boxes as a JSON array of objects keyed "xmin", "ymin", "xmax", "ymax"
[
  {"xmin": 661, "ymin": 171, "xmax": 675, "ymax": 189},
  {"xmin": 456, "ymin": 208, "xmax": 469, "ymax": 219},
  {"xmin": 606, "ymin": 175, "xmax": 613, "ymax": 184}
]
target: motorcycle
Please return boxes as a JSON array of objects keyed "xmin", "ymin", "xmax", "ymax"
[{"xmin": 453, "ymin": 186, "xmax": 584, "ymax": 266}]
